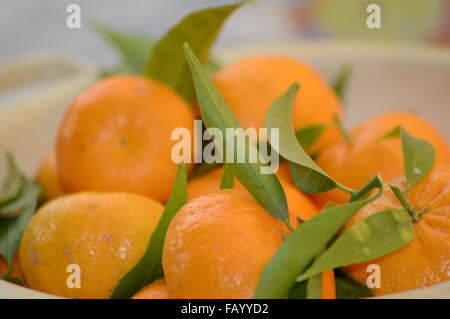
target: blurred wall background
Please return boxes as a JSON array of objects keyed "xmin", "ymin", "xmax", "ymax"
[{"xmin": 0, "ymin": 0, "xmax": 449, "ymax": 68}]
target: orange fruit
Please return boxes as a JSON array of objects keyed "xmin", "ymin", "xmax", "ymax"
[
  {"xmin": 162, "ymin": 189, "xmax": 285, "ymax": 299},
  {"xmin": 187, "ymin": 167, "xmax": 318, "ymax": 228},
  {"xmin": 56, "ymin": 75, "xmax": 195, "ymax": 203},
  {"xmin": 19, "ymin": 192, "xmax": 163, "ymax": 298},
  {"xmin": 213, "ymin": 56, "xmax": 343, "ymax": 153},
  {"xmin": 35, "ymin": 152, "xmax": 67, "ymax": 200},
  {"xmin": 131, "ymin": 279, "xmax": 172, "ymax": 299},
  {"xmin": 322, "ymin": 269, "xmax": 336, "ymax": 299},
  {"xmin": 313, "ymin": 112, "xmax": 450, "ymax": 207},
  {"xmin": 345, "ymin": 163, "xmax": 450, "ymax": 296}
]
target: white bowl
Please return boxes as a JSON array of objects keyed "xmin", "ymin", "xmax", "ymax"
[{"xmin": 0, "ymin": 42, "xmax": 449, "ymax": 298}]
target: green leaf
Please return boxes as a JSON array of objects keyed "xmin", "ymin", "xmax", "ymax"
[
  {"xmin": 190, "ymin": 162, "xmax": 223, "ymax": 178},
  {"xmin": 110, "ymin": 163, "xmax": 188, "ymax": 299},
  {"xmin": 306, "ymin": 274, "xmax": 323, "ymax": 299},
  {"xmin": 146, "ymin": 3, "xmax": 243, "ymax": 103},
  {"xmin": 255, "ymin": 186, "xmax": 382, "ymax": 299},
  {"xmin": 379, "ymin": 126, "xmax": 435, "ymax": 190},
  {"xmin": 379, "ymin": 125, "xmax": 401, "ymax": 141},
  {"xmin": 296, "ymin": 209, "xmax": 414, "ymax": 282},
  {"xmin": 0, "ymin": 153, "xmax": 23, "ymax": 207},
  {"xmin": 184, "ymin": 43, "xmax": 289, "ymax": 224},
  {"xmin": 0, "ymin": 153, "xmax": 41, "ymax": 276},
  {"xmin": 400, "ymin": 128, "xmax": 435, "ymax": 190},
  {"xmin": 335, "ymin": 269, "xmax": 373, "ymax": 299},
  {"xmin": 264, "ymin": 83, "xmax": 337, "ymax": 194},
  {"xmin": 294, "ymin": 125, "xmax": 326, "ymax": 150},
  {"xmin": 333, "ymin": 64, "xmax": 352, "ymax": 102},
  {"xmin": 287, "ymin": 281, "xmax": 307, "ymax": 299},
  {"xmin": 220, "ymin": 165, "xmax": 234, "ymax": 189},
  {"xmin": 92, "ymin": 22, "xmax": 155, "ymax": 75}
]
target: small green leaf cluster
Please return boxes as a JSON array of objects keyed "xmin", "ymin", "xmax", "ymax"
[{"xmin": 0, "ymin": 153, "xmax": 41, "ymax": 282}]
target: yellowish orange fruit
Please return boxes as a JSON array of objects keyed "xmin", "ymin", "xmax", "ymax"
[
  {"xmin": 132, "ymin": 279, "xmax": 172, "ymax": 299},
  {"xmin": 35, "ymin": 152, "xmax": 67, "ymax": 200},
  {"xmin": 19, "ymin": 192, "xmax": 163, "ymax": 298}
]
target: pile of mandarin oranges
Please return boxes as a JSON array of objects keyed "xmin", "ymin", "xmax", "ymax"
[{"xmin": 1, "ymin": 23, "xmax": 449, "ymax": 298}]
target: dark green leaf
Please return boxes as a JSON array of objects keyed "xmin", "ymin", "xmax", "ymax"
[
  {"xmin": 0, "ymin": 153, "xmax": 22, "ymax": 207},
  {"xmin": 264, "ymin": 83, "xmax": 337, "ymax": 194},
  {"xmin": 287, "ymin": 281, "xmax": 307, "ymax": 299},
  {"xmin": 146, "ymin": 4, "xmax": 243, "ymax": 103},
  {"xmin": 255, "ymin": 187, "xmax": 382, "ymax": 299},
  {"xmin": 184, "ymin": 43, "xmax": 289, "ymax": 224},
  {"xmin": 220, "ymin": 165, "xmax": 234, "ymax": 189},
  {"xmin": 92, "ymin": 21, "xmax": 155, "ymax": 74},
  {"xmin": 333, "ymin": 64, "xmax": 352, "ymax": 102},
  {"xmin": 110, "ymin": 163, "xmax": 188, "ymax": 299},
  {"xmin": 190, "ymin": 162, "xmax": 223, "ymax": 178},
  {"xmin": 335, "ymin": 269, "xmax": 373, "ymax": 299},
  {"xmin": 296, "ymin": 209, "xmax": 414, "ymax": 282},
  {"xmin": 294, "ymin": 125, "xmax": 326, "ymax": 150}
]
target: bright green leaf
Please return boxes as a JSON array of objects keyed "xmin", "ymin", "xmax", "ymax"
[
  {"xmin": 264, "ymin": 83, "xmax": 337, "ymax": 194},
  {"xmin": 400, "ymin": 128, "xmax": 435, "ymax": 190},
  {"xmin": 184, "ymin": 43, "xmax": 289, "ymax": 224},
  {"xmin": 146, "ymin": 4, "xmax": 243, "ymax": 103},
  {"xmin": 297, "ymin": 209, "xmax": 414, "ymax": 282},
  {"xmin": 378, "ymin": 126, "xmax": 435, "ymax": 190},
  {"xmin": 110, "ymin": 163, "xmax": 188, "ymax": 298}
]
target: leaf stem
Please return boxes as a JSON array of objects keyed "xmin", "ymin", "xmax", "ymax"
[
  {"xmin": 336, "ymin": 183, "xmax": 355, "ymax": 194},
  {"xmin": 333, "ymin": 113, "xmax": 351, "ymax": 142},
  {"xmin": 389, "ymin": 184, "xmax": 420, "ymax": 222}
]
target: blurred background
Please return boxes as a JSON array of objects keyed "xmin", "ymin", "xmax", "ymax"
[{"xmin": 1, "ymin": 0, "xmax": 449, "ymax": 68}]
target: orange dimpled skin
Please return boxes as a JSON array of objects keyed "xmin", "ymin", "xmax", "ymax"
[
  {"xmin": 322, "ymin": 270, "xmax": 336, "ymax": 299},
  {"xmin": 313, "ymin": 112, "xmax": 450, "ymax": 207},
  {"xmin": 162, "ymin": 189, "xmax": 285, "ymax": 299},
  {"xmin": 56, "ymin": 75, "xmax": 195, "ymax": 203},
  {"xmin": 132, "ymin": 279, "xmax": 172, "ymax": 299},
  {"xmin": 19, "ymin": 192, "xmax": 164, "ymax": 298},
  {"xmin": 213, "ymin": 56, "xmax": 343, "ymax": 153},
  {"xmin": 35, "ymin": 152, "xmax": 67, "ymax": 200},
  {"xmin": 345, "ymin": 164, "xmax": 450, "ymax": 296}
]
